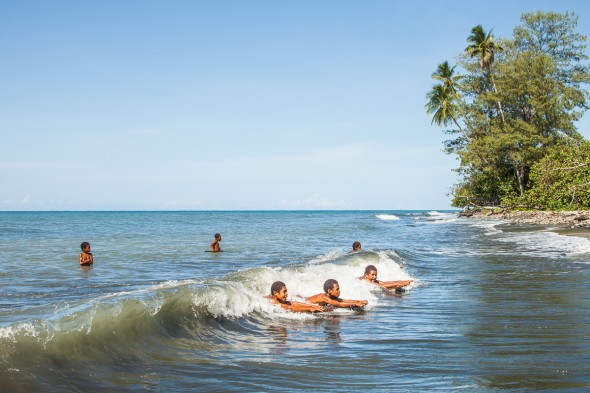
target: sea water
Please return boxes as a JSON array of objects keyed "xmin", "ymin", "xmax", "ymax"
[{"xmin": 1, "ymin": 211, "xmax": 590, "ymax": 392}]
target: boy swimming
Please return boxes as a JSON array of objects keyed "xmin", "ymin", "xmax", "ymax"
[
  {"xmin": 266, "ymin": 281, "xmax": 331, "ymax": 313},
  {"xmin": 307, "ymin": 279, "xmax": 368, "ymax": 309},
  {"xmin": 359, "ymin": 265, "xmax": 412, "ymax": 290}
]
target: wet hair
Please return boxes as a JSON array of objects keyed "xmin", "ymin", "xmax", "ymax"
[
  {"xmin": 364, "ymin": 265, "xmax": 377, "ymax": 275},
  {"xmin": 323, "ymin": 279, "xmax": 338, "ymax": 293},
  {"xmin": 80, "ymin": 242, "xmax": 90, "ymax": 250},
  {"xmin": 214, "ymin": 233, "xmax": 221, "ymax": 240},
  {"xmin": 270, "ymin": 281, "xmax": 286, "ymax": 296},
  {"xmin": 352, "ymin": 241, "xmax": 361, "ymax": 250}
]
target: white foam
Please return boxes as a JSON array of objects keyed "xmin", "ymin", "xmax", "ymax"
[
  {"xmin": 375, "ymin": 251, "xmax": 415, "ymax": 285},
  {"xmin": 197, "ymin": 281, "xmax": 265, "ymax": 318},
  {"xmin": 468, "ymin": 220, "xmax": 504, "ymax": 235},
  {"xmin": 413, "ymin": 211, "xmax": 459, "ymax": 224},
  {"xmin": 0, "ymin": 322, "xmax": 39, "ymax": 340},
  {"xmin": 375, "ymin": 214, "xmax": 400, "ymax": 221},
  {"xmin": 431, "ymin": 211, "xmax": 459, "ymax": 223},
  {"xmin": 218, "ymin": 251, "xmax": 415, "ymax": 317},
  {"xmin": 191, "ymin": 279, "xmax": 319, "ymax": 321},
  {"xmin": 496, "ymin": 230, "xmax": 590, "ymax": 256}
]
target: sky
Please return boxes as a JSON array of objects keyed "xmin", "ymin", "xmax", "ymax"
[{"xmin": 2, "ymin": 0, "xmax": 590, "ymax": 211}]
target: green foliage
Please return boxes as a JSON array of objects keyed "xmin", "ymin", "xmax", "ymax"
[
  {"xmin": 425, "ymin": 84, "xmax": 461, "ymax": 128},
  {"xmin": 466, "ymin": 25, "xmax": 504, "ymax": 74},
  {"xmin": 426, "ymin": 11, "xmax": 590, "ymax": 210},
  {"xmin": 522, "ymin": 140, "xmax": 590, "ymax": 209},
  {"xmin": 450, "ymin": 167, "xmax": 505, "ymax": 207},
  {"xmin": 514, "ymin": 11, "xmax": 590, "ymax": 86},
  {"xmin": 432, "ymin": 61, "xmax": 461, "ymax": 95}
]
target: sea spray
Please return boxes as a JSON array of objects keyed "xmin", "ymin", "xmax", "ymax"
[{"xmin": 375, "ymin": 214, "xmax": 400, "ymax": 221}]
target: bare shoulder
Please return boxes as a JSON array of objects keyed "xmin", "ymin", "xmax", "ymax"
[{"xmin": 306, "ymin": 293, "xmax": 327, "ymax": 303}]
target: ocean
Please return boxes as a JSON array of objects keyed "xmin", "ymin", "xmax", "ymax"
[{"xmin": 1, "ymin": 210, "xmax": 590, "ymax": 392}]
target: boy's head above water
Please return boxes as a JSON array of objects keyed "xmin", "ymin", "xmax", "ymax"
[
  {"xmin": 364, "ymin": 265, "xmax": 378, "ymax": 281},
  {"xmin": 270, "ymin": 281, "xmax": 287, "ymax": 301}
]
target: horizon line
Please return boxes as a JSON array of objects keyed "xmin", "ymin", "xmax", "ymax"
[{"xmin": 0, "ymin": 208, "xmax": 459, "ymax": 213}]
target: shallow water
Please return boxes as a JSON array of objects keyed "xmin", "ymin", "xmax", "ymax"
[{"xmin": 1, "ymin": 211, "xmax": 590, "ymax": 392}]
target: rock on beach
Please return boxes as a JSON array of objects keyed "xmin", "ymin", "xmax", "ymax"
[{"xmin": 460, "ymin": 209, "xmax": 590, "ymax": 228}]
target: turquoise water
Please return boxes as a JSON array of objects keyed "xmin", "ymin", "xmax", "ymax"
[{"xmin": 1, "ymin": 211, "xmax": 590, "ymax": 392}]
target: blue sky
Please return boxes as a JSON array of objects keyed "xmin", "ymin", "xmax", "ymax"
[{"xmin": 1, "ymin": 0, "xmax": 590, "ymax": 211}]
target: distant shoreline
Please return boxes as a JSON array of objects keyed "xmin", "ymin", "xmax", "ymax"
[{"xmin": 460, "ymin": 209, "xmax": 590, "ymax": 229}]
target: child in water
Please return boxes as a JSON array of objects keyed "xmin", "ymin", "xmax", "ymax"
[
  {"xmin": 79, "ymin": 242, "xmax": 94, "ymax": 266},
  {"xmin": 210, "ymin": 233, "xmax": 222, "ymax": 252},
  {"xmin": 360, "ymin": 265, "xmax": 412, "ymax": 290},
  {"xmin": 350, "ymin": 241, "xmax": 362, "ymax": 252},
  {"xmin": 266, "ymin": 281, "xmax": 331, "ymax": 313},
  {"xmin": 307, "ymin": 279, "xmax": 368, "ymax": 309}
]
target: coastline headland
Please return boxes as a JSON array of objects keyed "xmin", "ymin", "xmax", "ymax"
[{"xmin": 459, "ymin": 209, "xmax": 590, "ymax": 228}]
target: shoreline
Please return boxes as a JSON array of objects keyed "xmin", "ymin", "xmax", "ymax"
[
  {"xmin": 460, "ymin": 209, "xmax": 590, "ymax": 238},
  {"xmin": 460, "ymin": 209, "xmax": 590, "ymax": 227}
]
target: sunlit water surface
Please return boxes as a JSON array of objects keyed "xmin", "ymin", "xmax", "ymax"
[{"xmin": 1, "ymin": 211, "xmax": 590, "ymax": 392}]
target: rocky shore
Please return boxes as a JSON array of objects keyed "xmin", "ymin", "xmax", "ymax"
[{"xmin": 459, "ymin": 209, "xmax": 590, "ymax": 228}]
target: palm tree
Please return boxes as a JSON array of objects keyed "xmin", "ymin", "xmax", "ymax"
[
  {"xmin": 466, "ymin": 25, "xmax": 503, "ymax": 74},
  {"xmin": 465, "ymin": 25, "xmax": 505, "ymax": 122},
  {"xmin": 432, "ymin": 61, "xmax": 460, "ymax": 96},
  {"xmin": 425, "ymin": 84, "xmax": 465, "ymax": 136}
]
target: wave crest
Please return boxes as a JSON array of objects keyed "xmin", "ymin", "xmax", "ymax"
[
  {"xmin": 375, "ymin": 214, "xmax": 400, "ymax": 221},
  {"xmin": 0, "ymin": 250, "xmax": 414, "ymax": 372}
]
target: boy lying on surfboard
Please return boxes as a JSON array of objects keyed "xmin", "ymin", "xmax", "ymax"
[
  {"xmin": 359, "ymin": 265, "xmax": 413, "ymax": 290},
  {"xmin": 306, "ymin": 279, "xmax": 368, "ymax": 310},
  {"xmin": 266, "ymin": 281, "xmax": 332, "ymax": 313}
]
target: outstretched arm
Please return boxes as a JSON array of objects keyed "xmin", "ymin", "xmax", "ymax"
[
  {"xmin": 307, "ymin": 293, "xmax": 367, "ymax": 308},
  {"xmin": 288, "ymin": 301, "xmax": 327, "ymax": 313},
  {"xmin": 267, "ymin": 296, "xmax": 329, "ymax": 313},
  {"xmin": 378, "ymin": 279, "xmax": 413, "ymax": 290},
  {"xmin": 336, "ymin": 298, "xmax": 368, "ymax": 308}
]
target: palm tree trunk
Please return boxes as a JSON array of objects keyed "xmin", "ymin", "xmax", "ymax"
[
  {"xmin": 490, "ymin": 75, "xmax": 505, "ymax": 123},
  {"xmin": 451, "ymin": 117, "xmax": 470, "ymax": 141}
]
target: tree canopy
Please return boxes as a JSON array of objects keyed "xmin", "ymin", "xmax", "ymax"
[{"xmin": 426, "ymin": 11, "xmax": 590, "ymax": 210}]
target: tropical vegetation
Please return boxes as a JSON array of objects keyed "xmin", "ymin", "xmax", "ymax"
[{"xmin": 426, "ymin": 11, "xmax": 590, "ymax": 210}]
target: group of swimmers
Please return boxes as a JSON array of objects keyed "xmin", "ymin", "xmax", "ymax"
[
  {"xmin": 265, "ymin": 263, "xmax": 413, "ymax": 313},
  {"xmin": 80, "ymin": 236, "xmax": 413, "ymax": 312},
  {"xmin": 265, "ymin": 239, "xmax": 413, "ymax": 312}
]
